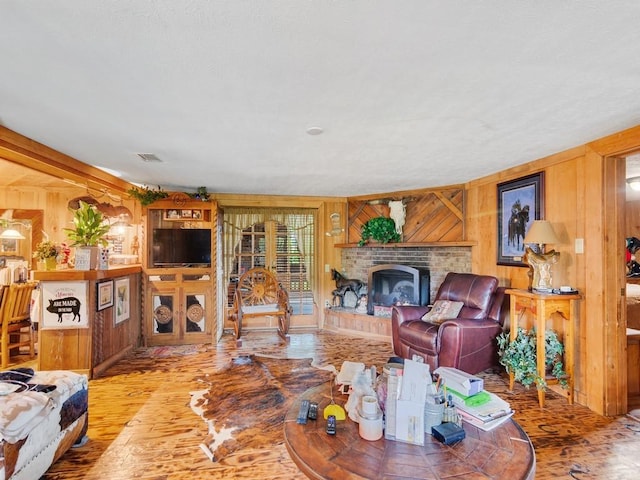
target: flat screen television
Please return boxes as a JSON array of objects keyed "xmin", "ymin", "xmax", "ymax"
[{"xmin": 152, "ymin": 228, "xmax": 211, "ymax": 267}]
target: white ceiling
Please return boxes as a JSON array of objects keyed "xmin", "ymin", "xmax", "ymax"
[{"xmin": 1, "ymin": 1, "xmax": 640, "ymax": 197}]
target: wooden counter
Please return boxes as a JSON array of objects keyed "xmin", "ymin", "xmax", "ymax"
[{"xmin": 33, "ymin": 265, "xmax": 142, "ymax": 378}]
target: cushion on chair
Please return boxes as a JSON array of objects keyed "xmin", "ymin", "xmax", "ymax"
[
  {"xmin": 435, "ymin": 273, "xmax": 498, "ymax": 320},
  {"xmin": 421, "ymin": 300, "xmax": 464, "ymax": 324}
]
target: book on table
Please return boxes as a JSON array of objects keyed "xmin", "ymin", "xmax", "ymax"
[{"xmin": 447, "ymin": 389, "xmax": 513, "ymax": 431}]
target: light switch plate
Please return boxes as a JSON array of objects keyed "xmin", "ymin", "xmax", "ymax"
[{"xmin": 575, "ymin": 238, "xmax": 584, "ymax": 254}]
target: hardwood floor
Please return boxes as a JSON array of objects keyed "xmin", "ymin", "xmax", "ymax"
[{"xmin": 9, "ymin": 329, "xmax": 640, "ymax": 479}]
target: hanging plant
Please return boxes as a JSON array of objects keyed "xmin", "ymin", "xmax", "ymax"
[
  {"xmin": 358, "ymin": 216, "xmax": 401, "ymax": 247},
  {"xmin": 127, "ymin": 185, "xmax": 169, "ymax": 206},
  {"xmin": 497, "ymin": 326, "xmax": 568, "ymax": 391}
]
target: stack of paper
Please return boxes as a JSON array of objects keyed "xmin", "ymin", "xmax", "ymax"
[
  {"xmin": 435, "ymin": 366, "xmax": 513, "ymax": 432},
  {"xmin": 449, "ymin": 389, "xmax": 513, "ymax": 431}
]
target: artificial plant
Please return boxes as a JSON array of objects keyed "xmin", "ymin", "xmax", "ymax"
[
  {"xmin": 127, "ymin": 185, "xmax": 169, "ymax": 206},
  {"xmin": 358, "ymin": 216, "xmax": 401, "ymax": 246},
  {"xmin": 497, "ymin": 326, "xmax": 568, "ymax": 391}
]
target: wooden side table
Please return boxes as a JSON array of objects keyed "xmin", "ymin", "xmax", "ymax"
[{"xmin": 505, "ymin": 288, "xmax": 581, "ymax": 408}]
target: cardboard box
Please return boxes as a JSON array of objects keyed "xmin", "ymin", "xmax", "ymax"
[{"xmin": 434, "ymin": 367, "xmax": 483, "ymax": 397}]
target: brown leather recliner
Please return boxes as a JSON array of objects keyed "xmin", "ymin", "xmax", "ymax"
[{"xmin": 391, "ymin": 272, "xmax": 507, "ymax": 374}]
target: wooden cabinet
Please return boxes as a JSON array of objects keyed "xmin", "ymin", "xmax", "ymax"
[
  {"xmin": 143, "ymin": 199, "xmax": 215, "ymax": 346},
  {"xmin": 145, "ymin": 271, "xmax": 212, "ymax": 345}
]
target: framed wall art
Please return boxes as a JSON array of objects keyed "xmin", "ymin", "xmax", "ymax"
[
  {"xmin": 97, "ymin": 280, "xmax": 114, "ymax": 311},
  {"xmin": 115, "ymin": 277, "xmax": 130, "ymax": 324},
  {"xmin": 497, "ymin": 172, "xmax": 544, "ymax": 266}
]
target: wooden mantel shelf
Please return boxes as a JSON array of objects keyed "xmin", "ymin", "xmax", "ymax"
[{"xmin": 334, "ymin": 241, "xmax": 477, "ymax": 248}]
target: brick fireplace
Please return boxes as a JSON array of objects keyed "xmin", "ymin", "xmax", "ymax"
[{"xmin": 340, "ymin": 246, "xmax": 473, "ymax": 304}]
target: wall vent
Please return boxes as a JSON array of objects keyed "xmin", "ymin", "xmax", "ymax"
[{"xmin": 136, "ymin": 153, "xmax": 162, "ymax": 162}]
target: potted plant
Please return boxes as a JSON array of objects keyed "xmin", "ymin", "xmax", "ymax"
[
  {"xmin": 33, "ymin": 239, "xmax": 59, "ymax": 270},
  {"xmin": 497, "ymin": 326, "xmax": 568, "ymax": 391},
  {"xmin": 358, "ymin": 216, "xmax": 401, "ymax": 246},
  {"xmin": 64, "ymin": 201, "xmax": 110, "ymax": 270}
]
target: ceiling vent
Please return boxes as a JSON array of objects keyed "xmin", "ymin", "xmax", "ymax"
[{"xmin": 136, "ymin": 153, "xmax": 162, "ymax": 163}]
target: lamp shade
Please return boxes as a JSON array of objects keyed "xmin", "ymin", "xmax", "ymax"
[
  {"xmin": 628, "ymin": 176, "xmax": 640, "ymax": 191},
  {"xmin": 0, "ymin": 228, "xmax": 25, "ymax": 240},
  {"xmin": 523, "ymin": 220, "xmax": 559, "ymax": 245}
]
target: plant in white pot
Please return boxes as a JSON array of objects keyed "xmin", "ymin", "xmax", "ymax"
[{"xmin": 64, "ymin": 201, "xmax": 110, "ymax": 270}]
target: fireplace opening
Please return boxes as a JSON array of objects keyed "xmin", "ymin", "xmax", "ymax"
[{"xmin": 367, "ymin": 264, "xmax": 430, "ymax": 316}]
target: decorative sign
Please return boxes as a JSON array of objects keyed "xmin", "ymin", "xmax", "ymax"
[
  {"xmin": 41, "ymin": 281, "xmax": 89, "ymax": 329},
  {"xmin": 74, "ymin": 248, "xmax": 93, "ymax": 270}
]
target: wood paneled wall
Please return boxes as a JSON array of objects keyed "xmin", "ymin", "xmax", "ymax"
[
  {"xmin": 467, "ymin": 125, "xmax": 640, "ymax": 416},
  {"xmin": 346, "ymin": 187, "xmax": 465, "ymax": 244}
]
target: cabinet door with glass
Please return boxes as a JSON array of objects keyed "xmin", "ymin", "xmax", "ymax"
[{"xmin": 147, "ymin": 273, "xmax": 212, "ymax": 346}]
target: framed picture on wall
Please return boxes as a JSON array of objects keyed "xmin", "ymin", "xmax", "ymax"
[
  {"xmin": 497, "ymin": 172, "xmax": 544, "ymax": 266},
  {"xmin": 114, "ymin": 277, "xmax": 130, "ymax": 324},
  {"xmin": 97, "ymin": 280, "xmax": 114, "ymax": 311}
]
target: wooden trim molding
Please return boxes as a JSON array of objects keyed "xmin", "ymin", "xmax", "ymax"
[{"xmin": 0, "ymin": 126, "xmax": 134, "ymax": 195}]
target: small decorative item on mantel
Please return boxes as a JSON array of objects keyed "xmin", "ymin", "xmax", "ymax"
[
  {"xmin": 189, "ymin": 186, "xmax": 210, "ymax": 202},
  {"xmin": 33, "ymin": 239, "xmax": 59, "ymax": 271}
]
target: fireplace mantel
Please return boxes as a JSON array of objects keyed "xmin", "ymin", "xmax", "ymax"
[{"xmin": 334, "ymin": 241, "xmax": 476, "ymax": 248}]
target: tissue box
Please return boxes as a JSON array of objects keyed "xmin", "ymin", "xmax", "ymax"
[{"xmin": 434, "ymin": 367, "xmax": 483, "ymax": 397}]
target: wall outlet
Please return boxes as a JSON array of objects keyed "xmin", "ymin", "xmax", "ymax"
[{"xmin": 324, "ymin": 300, "xmax": 331, "ymax": 308}]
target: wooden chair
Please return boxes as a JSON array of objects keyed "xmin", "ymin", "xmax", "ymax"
[
  {"xmin": 1, "ymin": 282, "xmax": 38, "ymax": 369},
  {"xmin": 228, "ymin": 267, "xmax": 291, "ymax": 339}
]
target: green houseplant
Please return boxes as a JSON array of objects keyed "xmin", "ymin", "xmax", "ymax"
[
  {"xmin": 64, "ymin": 201, "xmax": 110, "ymax": 270},
  {"xmin": 497, "ymin": 326, "xmax": 568, "ymax": 390},
  {"xmin": 358, "ymin": 216, "xmax": 401, "ymax": 246}
]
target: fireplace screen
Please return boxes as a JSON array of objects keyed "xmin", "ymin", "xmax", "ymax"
[{"xmin": 367, "ymin": 264, "xmax": 430, "ymax": 315}]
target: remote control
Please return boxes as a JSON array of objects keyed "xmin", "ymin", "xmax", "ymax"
[
  {"xmin": 297, "ymin": 399, "xmax": 310, "ymax": 424},
  {"xmin": 326, "ymin": 414, "xmax": 337, "ymax": 435},
  {"xmin": 308, "ymin": 402, "xmax": 318, "ymax": 420}
]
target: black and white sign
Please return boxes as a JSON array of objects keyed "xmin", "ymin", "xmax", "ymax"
[{"xmin": 41, "ymin": 281, "xmax": 89, "ymax": 329}]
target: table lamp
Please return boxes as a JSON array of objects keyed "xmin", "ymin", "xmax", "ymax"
[{"xmin": 523, "ymin": 220, "xmax": 560, "ymax": 292}]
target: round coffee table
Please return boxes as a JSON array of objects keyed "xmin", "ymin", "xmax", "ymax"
[{"xmin": 284, "ymin": 384, "xmax": 535, "ymax": 480}]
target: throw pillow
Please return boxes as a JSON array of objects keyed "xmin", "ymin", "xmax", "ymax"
[{"xmin": 421, "ymin": 300, "xmax": 464, "ymax": 325}]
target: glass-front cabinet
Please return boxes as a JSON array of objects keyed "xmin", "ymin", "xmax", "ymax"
[
  {"xmin": 147, "ymin": 272, "xmax": 212, "ymax": 345},
  {"xmin": 143, "ymin": 198, "xmax": 216, "ymax": 346}
]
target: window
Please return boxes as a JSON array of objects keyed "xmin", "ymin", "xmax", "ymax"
[{"xmin": 223, "ymin": 208, "xmax": 315, "ymax": 315}]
